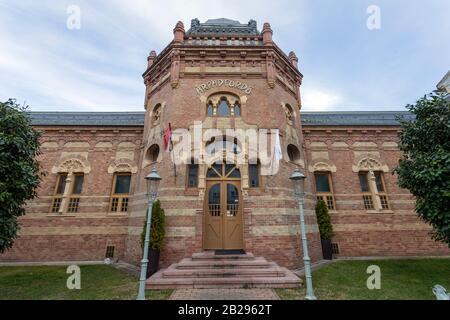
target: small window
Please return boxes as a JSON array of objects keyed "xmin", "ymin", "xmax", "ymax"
[
  {"xmin": 315, "ymin": 173, "xmax": 331, "ymax": 192},
  {"xmin": 207, "ymin": 104, "xmax": 214, "ymax": 116},
  {"xmin": 105, "ymin": 245, "xmax": 115, "ymax": 258},
  {"xmin": 358, "ymin": 173, "xmax": 370, "ymax": 192},
  {"xmin": 374, "ymin": 172, "xmax": 384, "ymax": 192},
  {"xmin": 285, "ymin": 104, "xmax": 294, "ymax": 123},
  {"xmin": 152, "ymin": 104, "xmax": 162, "ymax": 124},
  {"xmin": 206, "ymin": 137, "xmax": 241, "ymax": 155},
  {"xmin": 217, "ymin": 99, "xmax": 230, "ymax": 116},
  {"xmin": 147, "ymin": 144, "xmax": 160, "ymax": 163},
  {"xmin": 359, "ymin": 172, "xmax": 374, "ymax": 210},
  {"xmin": 234, "ymin": 105, "xmax": 241, "ymax": 116},
  {"xmin": 67, "ymin": 198, "xmax": 80, "ymax": 213},
  {"xmin": 51, "ymin": 174, "xmax": 65, "ymax": 213},
  {"xmin": 331, "ymin": 243, "xmax": 340, "ymax": 254},
  {"xmin": 287, "ymin": 144, "xmax": 301, "ymax": 163},
  {"xmin": 375, "ymin": 172, "xmax": 389, "ymax": 210},
  {"xmin": 55, "ymin": 173, "xmax": 67, "ymax": 195},
  {"xmin": 249, "ymin": 163, "xmax": 259, "ymax": 188},
  {"xmin": 110, "ymin": 173, "xmax": 131, "ymax": 213},
  {"xmin": 315, "ymin": 172, "xmax": 335, "ymax": 210},
  {"xmin": 187, "ymin": 163, "xmax": 199, "ymax": 188},
  {"xmin": 51, "ymin": 173, "xmax": 78, "ymax": 214},
  {"xmin": 115, "ymin": 175, "xmax": 131, "ymax": 194},
  {"xmin": 72, "ymin": 174, "xmax": 84, "ymax": 195}
]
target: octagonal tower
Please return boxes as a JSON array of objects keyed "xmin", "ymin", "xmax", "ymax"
[{"xmin": 125, "ymin": 18, "xmax": 322, "ymax": 269}]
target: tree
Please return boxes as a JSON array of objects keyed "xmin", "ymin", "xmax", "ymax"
[
  {"xmin": 0, "ymin": 99, "xmax": 42, "ymax": 253},
  {"xmin": 315, "ymin": 199, "xmax": 333, "ymax": 240},
  {"xmin": 395, "ymin": 92, "xmax": 450, "ymax": 246},
  {"xmin": 141, "ymin": 199, "xmax": 166, "ymax": 250}
]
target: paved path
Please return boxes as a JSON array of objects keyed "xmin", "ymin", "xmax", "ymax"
[{"xmin": 170, "ymin": 289, "xmax": 279, "ymax": 300}]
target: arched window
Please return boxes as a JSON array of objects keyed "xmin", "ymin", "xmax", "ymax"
[
  {"xmin": 207, "ymin": 103, "xmax": 214, "ymax": 116},
  {"xmin": 287, "ymin": 144, "xmax": 301, "ymax": 163},
  {"xmin": 206, "ymin": 94, "xmax": 241, "ymax": 118},
  {"xmin": 234, "ymin": 104, "xmax": 241, "ymax": 116},
  {"xmin": 284, "ymin": 104, "xmax": 294, "ymax": 124},
  {"xmin": 146, "ymin": 144, "xmax": 160, "ymax": 162},
  {"xmin": 217, "ymin": 98, "xmax": 230, "ymax": 116},
  {"xmin": 358, "ymin": 171, "xmax": 390, "ymax": 211},
  {"xmin": 152, "ymin": 104, "xmax": 162, "ymax": 124}
]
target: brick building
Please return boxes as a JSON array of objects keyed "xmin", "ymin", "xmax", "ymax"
[{"xmin": 1, "ymin": 19, "xmax": 449, "ymax": 274}]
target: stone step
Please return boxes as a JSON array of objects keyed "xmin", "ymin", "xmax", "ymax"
[
  {"xmin": 191, "ymin": 252, "xmax": 255, "ymax": 261},
  {"xmin": 162, "ymin": 267, "xmax": 286, "ymax": 278},
  {"xmin": 146, "ymin": 252, "xmax": 302, "ymax": 289},
  {"xmin": 175, "ymin": 258, "xmax": 275, "ymax": 270},
  {"xmin": 147, "ymin": 271, "xmax": 301, "ymax": 289}
]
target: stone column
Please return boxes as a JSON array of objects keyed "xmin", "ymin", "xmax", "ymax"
[
  {"xmin": 368, "ymin": 170, "xmax": 382, "ymax": 211},
  {"xmin": 59, "ymin": 172, "xmax": 74, "ymax": 214}
]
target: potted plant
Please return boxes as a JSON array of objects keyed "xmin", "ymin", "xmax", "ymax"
[
  {"xmin": 141, "ymin": 199, "xmax": 165, "ymax": 277},
  {"xmin": 315, "ymin": 199, "xmax": 334, "ymax": 260}
]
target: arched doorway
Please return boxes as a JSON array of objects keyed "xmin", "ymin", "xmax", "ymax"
[{"xmin": 204, "ymin": 162, "xmax": 244, "ymax": 250}]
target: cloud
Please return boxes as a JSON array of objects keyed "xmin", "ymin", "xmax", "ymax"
[
  {"xmin": 0, "ymin": 0, "xmax": 448, "ymax": 112},
  {"xmin": 301, "ymin": 89, "xmax": 342, "ymax": 111}
]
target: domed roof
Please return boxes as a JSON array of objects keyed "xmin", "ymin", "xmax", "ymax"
[
  {"xmin": 204, "ymin": 18, "xmax": 241, "ymax": 26},
  {"xmin": 187, "ymin": 18, "xmax": 259, "ymax": 36}
]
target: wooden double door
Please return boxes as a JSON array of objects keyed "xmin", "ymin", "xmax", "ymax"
[{"xmin": 204, "ymin": 179, "xmax": 244, "ymax": 250}]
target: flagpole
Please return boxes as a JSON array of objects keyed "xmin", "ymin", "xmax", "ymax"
[
  {"xmin": 167, "ymin": 123, "xmax": 177, "ymax": 177},
  {"xmin": 171, "ymin": 147, "xmax": 177, "ymax": 177}
]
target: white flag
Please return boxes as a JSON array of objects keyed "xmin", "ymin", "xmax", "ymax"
[{"xmin": 268, "ymin": 129, "xmax": 282, "ymax": 175}]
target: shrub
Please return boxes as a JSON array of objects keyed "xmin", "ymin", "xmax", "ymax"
[
  {"xmin": 315, "ymin": 199, "xmax": 334, "ymax": 240},
  {"xmin": 141, "ymin": 199, "xmax": 166, "ymax": 250}
]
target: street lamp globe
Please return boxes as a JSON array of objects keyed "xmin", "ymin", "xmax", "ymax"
[
  {"xmin": 145, "ymin": 168, "xmax": 162, "ymax": 199},
  {"xmin": 289, "ymin": 168, "xmax": 306, "ymax": 196}
]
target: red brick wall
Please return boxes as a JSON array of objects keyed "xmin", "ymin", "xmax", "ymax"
[{"xmin": 303, "ymin": 125, "xmax": 450, "ymax": 258}]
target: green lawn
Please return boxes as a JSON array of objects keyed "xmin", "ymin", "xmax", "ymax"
[
  {"xmin": 276, "ymin": 258, "xmax": 450, "ymax": 300},
  {"xmin": 0, "ymin": 265, "xmax": 172, "ymax": 300},
  {"xmin": 1, "ymin": 259, "xmax": 449, "ymax": 300}
]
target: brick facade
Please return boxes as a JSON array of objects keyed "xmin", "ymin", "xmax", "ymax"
[{"xmin": 1, "ymin": 19, "xmax": 448, "ymax": 268}]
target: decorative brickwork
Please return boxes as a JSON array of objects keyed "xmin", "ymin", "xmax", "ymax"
[{"xmin": 1, "ymin": 19, "xmax": 449, "ymax": 269}]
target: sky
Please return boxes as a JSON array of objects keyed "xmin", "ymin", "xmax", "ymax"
[{"xmin": 0, "ymin": 0, "xmax": 449, "ymax": 112}]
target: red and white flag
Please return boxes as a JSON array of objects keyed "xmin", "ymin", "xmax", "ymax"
[{"xmin": 164, "ymin": 123, "xmax": 173, "ymax": 152}]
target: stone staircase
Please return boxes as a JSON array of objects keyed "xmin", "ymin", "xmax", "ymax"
[{"xmin": 146, "ymin": 251, "xmax": 302, "ymax": 289}]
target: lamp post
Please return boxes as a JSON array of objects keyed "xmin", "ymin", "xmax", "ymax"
[
  {"xmin": 137, "ymin": 168, "xmax": 161, "ymax": 300},
  {"xmin": 290, "ymin": 168, "xmax": 316, "ymax": 300}
]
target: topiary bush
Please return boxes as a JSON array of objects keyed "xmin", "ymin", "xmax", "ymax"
[
  {"xmin": 141, "ymin": 199, "xmax": 166, "ymax": 251},
  {"xmin": 315, "ymin": 199, "xmax": 334, "ymax": 240}
]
